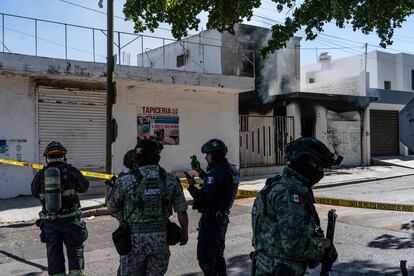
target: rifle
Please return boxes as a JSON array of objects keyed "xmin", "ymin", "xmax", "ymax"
[{"xmin": 320, "ymin": 209, "xmax": 338, "ymax": 276}]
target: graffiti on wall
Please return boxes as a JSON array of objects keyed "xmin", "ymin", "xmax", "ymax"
[{"xmin": 0, "ymin": 139, "xmax": 27, "ymax": 161}]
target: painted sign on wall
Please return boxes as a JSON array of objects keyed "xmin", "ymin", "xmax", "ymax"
[
  {"xmin": 137, "ymin": 106, "xmax": 180, "ymax": 145},
  {"xmin": 0, "ymin": 140, "xmax": 8, "ymax": 155},
  {"xmin": 0, "ymin": 139, "xmax": 27, "ymax": 160}
]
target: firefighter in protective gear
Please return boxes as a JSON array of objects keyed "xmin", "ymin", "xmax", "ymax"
[
  {"xmin": 108, "ymin": 139, "xmax": 189, "ymax": 276},
  {"xmin": 31, "ymin": 141, "xmax": 89, "ymax": 276},
  {"xmin": 251, "ymin": 137, "xmax": 342, "ymax": 276},
  {"xmin": 186, "ymin": 138, "xmax": 239, "ymax": 276}
]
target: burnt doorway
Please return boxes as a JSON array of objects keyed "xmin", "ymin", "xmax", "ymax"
[{"xmin": 300, "ymin": 103, "xmax": 315, "ymax": 137}]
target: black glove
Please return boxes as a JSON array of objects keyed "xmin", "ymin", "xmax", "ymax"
[
  {"xmin": 190, "ymin": 155, "xmax": 201, "ymax": 172},
  {"xmin": 105, "ymin": 176, "xmax": 117, "ymax": 187},
  {"xmin": 184, "ymin": 172, "xmax": 196, "ymax": 186}
]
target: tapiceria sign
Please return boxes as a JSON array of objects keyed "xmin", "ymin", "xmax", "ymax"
[
  {"xmin": 141, "ymin": 106, "xmax": 179, "ymax": 115},
  {"xmin": 137, "ymin": 106, "xmax": 180, "ymax": 145}
]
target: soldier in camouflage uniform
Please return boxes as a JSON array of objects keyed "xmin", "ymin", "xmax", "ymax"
[
  {"xmin": 106, "ymin": 149, "xmax": 138, "ymax": 200},
  {"xmin": 108, "ymin": 140, "xmax": 189, "ymax": 276},
  {"xmin": 251, "ymin": 137, "xmax": 342, "ymax": 276}
]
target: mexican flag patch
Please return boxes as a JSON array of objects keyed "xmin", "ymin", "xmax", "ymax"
[
  {"xmin": 290, "ymin": 193, "xmax": 304, "ymax": 204},
  {"xmin": 206, "ymin": 177, "xmax": 215, "ymax": 185}
]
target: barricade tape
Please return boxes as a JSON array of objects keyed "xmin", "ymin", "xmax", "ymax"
[
  {"xmin": 314, "ymin": 197, "xmax": 414, "ymax": 212},
  {"xmin": 0, "ymin": 158, "xmax": 113, "ymax": 179},
  {"xmin": 3, "ymin": 158, "xmax": 414, "ymax": 212}
]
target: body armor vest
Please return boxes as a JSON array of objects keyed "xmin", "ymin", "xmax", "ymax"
[{"xmin": 127, "ymin": 168, "xmax": 170, "ymax": 233}]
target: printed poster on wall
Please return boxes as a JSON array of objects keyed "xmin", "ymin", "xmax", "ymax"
[{"xmin": 137, "ymin": 106, "xmax": 180, "ymax": 145}]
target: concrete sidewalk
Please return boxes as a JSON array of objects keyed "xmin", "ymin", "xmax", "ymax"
[
  {"xmin": 1, "ymin": 165, "xmax": 413, "ymax": 224},
  {"xmin": 234, "ymin": 165, "xmax": 414, "ymax": 194}
]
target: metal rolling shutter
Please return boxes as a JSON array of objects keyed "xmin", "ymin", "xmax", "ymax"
[
  {"xmin": 370, "ymin": 110, "xmax": 400, "ymax": 156},
  {"xmin": 37, "ymin": 87, "xmax": 106, "ymax": 171}
]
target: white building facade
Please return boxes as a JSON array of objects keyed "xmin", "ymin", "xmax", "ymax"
[
  {"xmin": 300, "ymin": 51, "xmax": 414, "ymax": 165},
  {"xmin": 0, "ymin": 51, "xmax": 253, "ymax": 198}
]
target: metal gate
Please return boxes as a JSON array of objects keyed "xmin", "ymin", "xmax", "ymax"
[
  {"xmin": 370, "ymin": 110, "xmax": 400, "ymax": 156},
  {"xmin": 239, "ymin": 116, "xmax": 294, "ymax": 168},
  {"xmin": 37, "ymin": 87, "xmax": 107, "ymax": 171}
]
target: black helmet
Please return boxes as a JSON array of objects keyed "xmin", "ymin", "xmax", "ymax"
[
  {"xmin": 123, "ymin": 149, "xmax": 137, "ymax": 170},
  {"xmin": 135, "ymin": 139, "xmax": 163, "ymax": 165},
  {"xmin": 43, "ymin": 141, "xmax": 67, "ymax": 158},
  {"xmin": 201, "ymin": 139, "xmax": 228, "ymax": 161},
  {"xmin": 285, "ymin": 137, "xmax": 342, "ymax": 168}
]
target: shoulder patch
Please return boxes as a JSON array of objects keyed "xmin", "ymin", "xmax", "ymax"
[
  {"xmin": 290, "ymin": 193, "xmax": 304, "ymax": 205},
  {"xmin": 287, "ymin": 190, "xmax": 305, "ymax": 215},
  {"xmin": 206, "ymin": 176, "xmax": 215, "ymax": 185}
]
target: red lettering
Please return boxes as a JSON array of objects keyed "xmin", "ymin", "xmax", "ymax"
[{"xmin": 141, "ymin": 106, "xmax": 176, "ymax": 114}]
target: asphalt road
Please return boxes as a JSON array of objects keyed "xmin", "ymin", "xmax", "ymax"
[{"xmin": 2, "ymin": 175, "xmax": 414, "ymax": 275}]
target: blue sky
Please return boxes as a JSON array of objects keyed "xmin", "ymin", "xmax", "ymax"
[{"xmin": 1, "ymin": 0, "xmax": 413, "ymax": 66}]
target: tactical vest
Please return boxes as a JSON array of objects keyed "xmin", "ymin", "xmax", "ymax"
[
  {"xmin": 126, "ymin": 168, "xmax": 171, "ymax": 233},
  {"xmin": 39, "ymin": 163, "xmax": 81, "ymax": 220},
  {"xmin": 252, "ymin": 173, "xmax": 317, "ymax": 263}
]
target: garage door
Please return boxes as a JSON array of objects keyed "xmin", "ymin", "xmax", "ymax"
[
  {"xmin": 370, "ymin": 110, "xmax": 399, "ymax": 156},
  {"xmin": 37, "ymin": 87, "xmax": 106, "ymax": 171}
]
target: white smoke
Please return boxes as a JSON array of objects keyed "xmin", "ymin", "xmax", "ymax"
[{"xmin": 258, "ymin": 34, "xmax": 297, "ymax": 103}]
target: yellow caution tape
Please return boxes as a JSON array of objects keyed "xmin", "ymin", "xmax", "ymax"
[
  {"xmin": 0, "ymin": 158, "xmax": 113, "ymax": 179},
  {"xmin": 0, "ymin": 158, "xmax": 44, "ymax": 170},
  {"xmin": 3, "ymin": 158, "xmax": 414, "ymax": 212},
  {"xmin": 314, "ymin": 197, "xmax": 414, "ymax": 212},
  {"xmin": 237, "ymin": 189, "xmax": 258, "ymax": 197}
]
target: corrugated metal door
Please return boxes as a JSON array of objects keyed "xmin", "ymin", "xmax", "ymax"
[
  {"xmin": 37, "ymin": 87, "xmax": 106, "ymax": 171},
  {"xmin": 370, "ymin": 110, "xmax": 399, "ymax": 156}
]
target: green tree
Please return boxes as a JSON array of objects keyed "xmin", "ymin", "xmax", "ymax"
[{"xmin": 123, "ymin": 0, "xmax": 414, "ymax": 56}]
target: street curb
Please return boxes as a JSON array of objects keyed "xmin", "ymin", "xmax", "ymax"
[
  {"xmin": 3, "ymin": 173, "xmax": 414, "ymax": 227},
  {"xmin": 0, "ymin": 199, "xmax": 196, "ymax": 227},
  {"xmin": 314, "ymin": 173, "xmax": 414, "ymax": 189}
]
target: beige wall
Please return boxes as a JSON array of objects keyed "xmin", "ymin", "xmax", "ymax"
[{"xmin": 113, "ymin": 80, "xmax": 240, "ymax": 174}]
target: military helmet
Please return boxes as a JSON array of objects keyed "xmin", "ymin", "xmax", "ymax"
[
  {"xmin": 201, "ymin": 139, "xmax": 228, "ymax": 155},
  {"xmin": 135, "ymin": 139, "xmax": 163, "ymax": 165},
  {"xmin": 285, "ymin": 137, "xmax": 342, "ymax": 168},
  {"xmin": 43, "ymin": 141, "xmax": 67, "ymax": 157},
  {"xmin": 123, "ymin": 149, "xmax": 137, "ymax": 170}
]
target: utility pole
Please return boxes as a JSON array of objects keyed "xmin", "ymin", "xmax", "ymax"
[
  {"xmin": 100, "ymin": 0, "xmax": 115, "ymax": 204},
  {"xmin": 364, "ymin": 42, "xmax": 368, "ymax": 72}
]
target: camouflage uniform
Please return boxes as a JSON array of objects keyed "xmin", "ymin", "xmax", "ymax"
[
  {"xmin": 251, "ymin": 167, "xmax": 325, "ymax": 276},
  {"xmin": 108, "ymin": 165, "xmax": 188, "ymax": 276}
]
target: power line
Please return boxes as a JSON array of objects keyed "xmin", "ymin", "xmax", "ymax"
[
  {"xmin": 58, "ymin": 0, "xmax": 172, "ymax": 32},
  {"xmin": 253, "ymin": 14, "xmax": 284, "ymax": 25},
  {"xmin": 59, "ymin": 0, "xmax": 106, "ymax": 15},
  {"xmin": 251, "ymin": 13, "xmax": 414, "ymax": 55}
]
